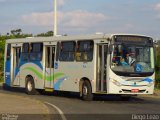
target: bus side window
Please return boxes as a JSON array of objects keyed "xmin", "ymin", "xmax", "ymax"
[
  {"xmin": 76, "ymin": 40, "xmax": 94, "ymax": 62},
  {"xmin": 16, "ymin": 47, "xmax": 21, "ymax": 67},
  {"xmin": 56, "ymin": 42, "xmax": 60, "ymax": 61},
  {"xmin": 6, "ymin": 44, "xmax": 11, "ymax": 60},
  {"xmin": 22, "ymin": 43, "xmax": 29, "ymax": 61},
  {"xmin": 30, "ymin": 43, "xmax": 43, "ymax": 61},
  {"xmin": 59, "ymin": 41, "xmax": 75, "ymax": 61}
]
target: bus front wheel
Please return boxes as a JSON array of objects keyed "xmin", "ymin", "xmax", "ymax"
[
  {"xmin": 25, "ymin": 77, "xmax": 36, "ymax": 95},
  {"xmin": 82, "ymin": 80, "xmax": 93, "ymax": 101}
]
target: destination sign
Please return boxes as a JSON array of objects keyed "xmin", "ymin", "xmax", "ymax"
[{"xmin": 114, "ymin": 35, "xmax": 153, "ymax": 45}]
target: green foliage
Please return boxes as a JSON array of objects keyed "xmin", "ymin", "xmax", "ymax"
[
  {"xmin": 11, "ymin": 29, "xmax": 22, "ymax": 36},
  {"xmin": 0, "ymin": 75, "xmax": 3, "ymax": 83},
  {"xmin": 0, "ymin": 36, "xmax": 5, "ymax": 82},
  {"xmin": 156, "ymin": 46, "xmax": 160, "ymax": 66},
  {"xmin": 36, "ymin": 31, "xmax": 54, "ymax": 37},
  {"xmin": 156, "ymin": 45, "xmax": 160, "ymax": 89},
  {"xmin": 155, "ymin": 70, "xmax": 160, "ymax": 89}
]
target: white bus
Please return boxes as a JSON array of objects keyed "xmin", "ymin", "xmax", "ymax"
[{"xmin": 4, "ymin": 34, "xmax": 155, "ymax": 100}]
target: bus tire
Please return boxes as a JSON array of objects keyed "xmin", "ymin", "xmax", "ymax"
[
  {"xmin": 82, "ymin": 80, "xmax": 93, "ymax": 101},
  {"xmin": 25, "ymin": 77, "xmax": 36, "ymax": 95}
]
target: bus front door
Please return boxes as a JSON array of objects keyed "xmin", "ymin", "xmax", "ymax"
[
  {"xmin": 12, "ymin": 47, "xmax": 21, "ymax": 86},
  {"xmin": 97, "ymin": 44, "xmax": 108, "ymax": 92},
  {"xmin": 45, "ymin": 46, "xmax": 55, "ymax": 88}
]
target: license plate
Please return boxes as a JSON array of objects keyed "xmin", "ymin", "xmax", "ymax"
[{"xmin": 131, "ymin": 89, "xmax": 139, "ymax": 93}]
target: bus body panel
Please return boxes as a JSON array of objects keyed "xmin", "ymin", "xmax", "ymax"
[
  {"xmin": 4, "ymin": 44, "xmax": 11, "ymax": 86},
  {"xmin": 19, "ymin": 62, "xmax": 44, "ymax": 89},
  {"xmin": 4, "ymin": 33, "xmax": 155, "ymax": 96},
  {"xmin": 54, "ymin": 61, "xmax": 95, "ymax": 92},
  {"xmin": 5, "ymin": 56, "xmax": 11, "ymax": 86},
  {"xmin": 108, "ymin": 69, "xmax": 155, "ymax": 94}
]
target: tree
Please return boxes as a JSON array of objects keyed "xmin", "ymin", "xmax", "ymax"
[
  {"xmin": 11, "ymin": 29, "xmax": 22, "ymax": 36},
  {"xmin": 36, "ymin": 31, "xmax": 54, "ymax": 37},
  {"xmin": 16, "ymin": 29, "xmax": 22, "ymax": 35}
]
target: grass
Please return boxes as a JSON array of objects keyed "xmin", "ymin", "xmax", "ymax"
[
  {"xmin": 155, "ymin": 70, "xmax": 160, "ymax": 89},
  {"xmin": 155, "ymin": 83, "xmax": 160, "ymax": 90},
  {"xmin": 0, "ymin": 71, "xmax": 4, "ymax": 83},
  {"xmin": 0, "ymin": 76, "xmax": 3, "ymax": 83}
]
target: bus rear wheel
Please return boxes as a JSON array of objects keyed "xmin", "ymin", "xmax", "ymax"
[
  {"xmin": 25, "ymin": 77, "xmax": 36, "ymax": 95},
  {"xmin": 82, "ymin": 80, "xmax": 93, "ymax": 101}
]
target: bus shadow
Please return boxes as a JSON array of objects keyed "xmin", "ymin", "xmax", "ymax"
[
  {"xmin": 1, "ymin": 86, "xmax": 148, "ymax": 103},
  {"xmin": 42, "ymin": 91, "xmax": 145, "ymax": 103},
  {"xmin": 93, "ymin": 94, "xmax": 144, "ymax": 102}
]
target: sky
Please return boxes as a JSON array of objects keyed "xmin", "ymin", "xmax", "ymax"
[{"xmin": 0, "ymin": 0, "xmax": 160, "ymax": 39}]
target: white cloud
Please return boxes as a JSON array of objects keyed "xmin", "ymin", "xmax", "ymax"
[
  {"xmin": 62, "ymin": 10, "xmax": 109, "ymax": 28},
  {"xmin": 154, "ymin": 3, "xmax": 160, "ymax": 19},
  {"xmin": 57, "ymin": 0, "xmax": 65, "ymax": 6},
  {"xmin": 155, "ymin": 3, "xmax": 160, "ymax": 11},
  {"xmin": 22, "ymin": 10, "xmax": 110, "ymax": 30},
  {"xmin": 22, "ymin": 12, "xmax": 54, "ymax": 26}
]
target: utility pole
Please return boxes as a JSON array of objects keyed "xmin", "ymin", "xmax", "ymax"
[{"xmin": 54, "ymin": 0, "xmax": 57, "ymax": 36}]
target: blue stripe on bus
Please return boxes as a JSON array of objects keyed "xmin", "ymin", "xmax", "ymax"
[
  {"xmin": 5, "ymin": 59, "xmax": 43, "ymax": 86},
  {"xmin": 5, "ymin": 60, "xmax": 11, "ymax": 86},
  {"xmin": 13, "ymin": 61, "xmax": 43, "ymax": 78},
  {"xmin": 19, "ymin": 61, "xmax": 43, "ymax": 70}
]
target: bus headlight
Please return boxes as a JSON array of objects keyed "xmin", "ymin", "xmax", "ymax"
[{"xmin": 112, "ymin": 79, "xmax": 122, "ymax": 87}]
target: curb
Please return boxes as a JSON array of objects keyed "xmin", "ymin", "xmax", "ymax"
[
  {"xmin": 0, "ymin": 83, "xmax": 49, "ymax": 114},
  {"xmin": 2, "ymin": 93, "xmax": 50, "ymax": 113},
  {"xmin": 0, "ymin": 93, "xmax": 50, "ymax": 120}
]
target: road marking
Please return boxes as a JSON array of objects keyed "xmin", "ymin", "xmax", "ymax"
[{"xmin": 44, "ymin": 102, "xmax": 67, "ymax": 120}]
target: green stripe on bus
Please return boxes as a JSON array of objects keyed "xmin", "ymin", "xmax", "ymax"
[
  {"xmin": 24, "ymin": 67, "xmax": 43, "ymax": 79},
  {"xmin": 45, "ymin": 73, "xmax": 65, "ymax": 81},
  {"xmin": 23, "ymin": 67, "xmax": 65, "ymax": 81}
]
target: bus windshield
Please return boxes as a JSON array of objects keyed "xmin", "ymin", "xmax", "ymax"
[{"xmin": 111, "ymin": 44, "xmax": 154, "ymax": 76}]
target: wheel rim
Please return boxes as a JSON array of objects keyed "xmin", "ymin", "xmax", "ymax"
[
  {"xmin": 27, "ymin": 81, "xmax": 33, "ymax": 92},
  {"xmin": 83, "ymin": 85, "xmax": 88, "ymax": 95}
]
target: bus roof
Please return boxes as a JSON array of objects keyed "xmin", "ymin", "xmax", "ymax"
[{"xmin": 6, "ymin": 33, "xmax": 152, "ymax": 44}]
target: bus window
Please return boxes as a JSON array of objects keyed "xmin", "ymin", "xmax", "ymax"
[
  {"xmin": 30, "ymin": 43, "xmax": 43, "ymax": 61},
  {"xmin": 76, "ymin": 40, "xmax": 94, "ymax": 62},
  {"xmin": 22, "ymin": 43, "xmax": 29, "ymax": 61},
  {"xmin": 56, "ymin": 42, "xmax": 60, "ymax": 61},
  {"xmin": 16, "ymin": 47, "xmax": 21, "ymax": 67},
  {"xmin": 6, "ymin": 44, "xmax": 11, "ymax": 60},
  {"xmin": 23, "ymin": 43, "xmax": 29, "ymax": 53},
  {"xmin": 59, "ymin": 41, "xmax": 76, "ymax": 61}
]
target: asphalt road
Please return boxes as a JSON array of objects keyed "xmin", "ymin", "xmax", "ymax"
[{"xmin": 0, "ymin": 86, "xmax": 160, "ymax": 120}]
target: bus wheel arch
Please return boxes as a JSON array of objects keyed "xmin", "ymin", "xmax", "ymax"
[
  {"xmin": 79, "ymin": 78, "xmax": 93, "ymax": 101},
  {"xmin": 25, "ymin": 75, "xmax": 36, "ymax": 95}
]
